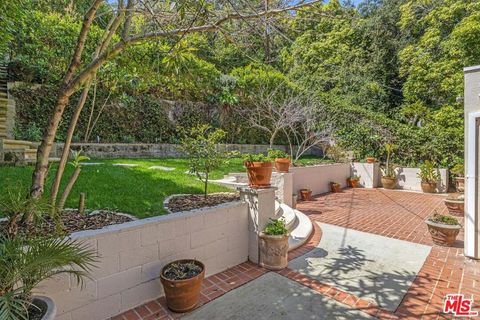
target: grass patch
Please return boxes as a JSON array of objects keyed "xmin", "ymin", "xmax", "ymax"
[
  {"xmin": 0, "ymin": 158, "xmax": 245, "ymax": 218},
  {"xmin": 0, "ymin": 156, "xmax": 331, "ymax": 218}
]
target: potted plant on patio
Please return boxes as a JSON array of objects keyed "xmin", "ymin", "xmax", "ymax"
[
  {"xmin": 259, "ymin": 219, "xmax": 289, "ymax": 270},
  {"xmin": 160, "ymin": 259, "xmax": 205, "ymax": 312},
  {"xmin": 347, "ymin": 175, "xmax": 361, "ymax": 188},
  {"xmin": 380, "ymin": 143, "xmax": 397, "ymax": 189},
  {"xmin": 444, "ymin": 193, "xmax": 464, "ymax": 217},
  {"xmin": 299, "ymin": 188, "xmax": 312, "ymax": 201},
  {"xmin": 425, "ymin": 212, "xmax": 462, "ymax": 246},
  {"xmin": 330, "ymin": 181, "xmax": 342, "ymax": 193},
  {"xmin": 366, "ymin": 153, "xmax": 376, "ymax": 164},
  {"xmin": 451, "ymin": 163, "xmax": 464, "ymax": 193},
  {"xmin": 417, "ymin": 160, "xmax": 440, "ymax": 193},
  {"xmin": 243, "ymin": 153, "xmax": 273, "ymax": 188},
  {"xmin": 268, "ymin": 149, "xmax": 291, "ymax": 173}
]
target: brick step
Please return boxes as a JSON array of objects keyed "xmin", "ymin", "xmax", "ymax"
[{"xmin": 24, "ymin": 148, "xmax": 38, "ymax": 160}]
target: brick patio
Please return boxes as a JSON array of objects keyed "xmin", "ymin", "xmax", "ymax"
[{"xmin": 111, "ymin": 189, "xmax": 479, "ymax": 320}]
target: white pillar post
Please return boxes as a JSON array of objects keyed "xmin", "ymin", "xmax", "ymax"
[
  {"xmin": 238, "ymin": 187, "xmax": 277, "ymax": 264},
  {"xmin": 463, "ymin": 66, "xmax": 480, "ymax": 259}
]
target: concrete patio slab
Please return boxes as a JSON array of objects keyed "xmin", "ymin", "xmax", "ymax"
[
  {"xmin": 182, "ymin": 272, "xmax": 374, "ymax": 320},
  {"xmin": 289, "ymin": 222, "xmax": 431, "ymax": 312}
]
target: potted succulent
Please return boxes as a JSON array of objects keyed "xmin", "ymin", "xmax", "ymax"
[
  {"xmin": 347, "ymin": 175, "xmax": 361, "ymax": 188},
  {"xmin": 259, "ymin": 219, "xmax": 289, "ymax": 270},
  {"xmin": 330, "ymin": 182, "xmax": 341, "ymax": 193},
  {"xmin": 425, "ymin": 212, "xmax": 462, "ymax": 246},
  {"xmin": 299, "ymin": 188, "xmax": 312, "ymax": 201},
  {"xmin": 417, "ymin": 160, "xmax": 440, "ymax": 193},
  {"xmin": 444, "ymin": 193, "xmax": 464, "ymax": 217},
  {"xmin": 451, "ymin": 163, "xmax": 464, "ymax": 193},
  {"xmin": 243, "ymin": 153, "xmax": 273, "ymax": 188},
  {"xmin": 380, "ymin": 143, "xmax": 397, "ymax": 189},
  {"xmin": 268, "ymin": 149, "xmax": 291, "ymax": 173},
  {"xmin": 160, "ymin": 259, "xmax": 205, "ymax": 312}
]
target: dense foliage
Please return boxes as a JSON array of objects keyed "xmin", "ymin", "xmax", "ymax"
[{"xmin": 2, "ymin": 0, "xmax": 473, "ymax": 168}]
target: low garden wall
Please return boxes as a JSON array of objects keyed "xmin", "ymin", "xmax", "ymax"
[
  {"xmin": 50, "ymin": 143, "xmax": 323, "ymax": 159},
  {"xmin": 396, "ymin": 167, "xmax": 449, "ymax": 192},
  {"xmin": 39, "ymin": 202, "xmax": 249, "ymax": 320},
  {"xmin": 290, "ymin": 163, "xmax": 351, "ymax": 195}
]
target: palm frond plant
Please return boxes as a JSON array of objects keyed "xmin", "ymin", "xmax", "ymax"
[
  {"xmin": 380, "ymin": 143, "xmax": 397, "ymax": 179},
  {"xmin": 0, "ymin": 235, "xmax": 96, "ymax": 320},
  {"xmin": 417, "ymin": 160, "xmax": 441, "ymax": 183}
]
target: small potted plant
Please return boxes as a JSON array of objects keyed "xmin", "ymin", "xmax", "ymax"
[
  {"xmin": 425, "ymin": 212, "xmax": 462, "ymax": 246},
  {"xmin": 451, "ymin": 163, "xmax": 464, "ymax": 193},
  {"xmin": 380, "ymin": 143, "xmax": 397, "ymax": 189},
  {"xmin": 444, "ymin": 193, "xmax": 464, "ymax": 217},
  {"xmin": 366, "ymin": 153, "xmax": 376, "ymax": 164},
  {"xmin": 299, "ymin": 188, "xmax": 312, "ymax": 201},
  {"xmin": 259, "ymin": 219, "xmax": 289, "ymax": 270},
  {"xmin": 160, "ymin": 259, "xmax": 205, "ymax": 312},
  {"xmin": 347, "ymin": 175, "xmax": 361, "ymax": 188},
  {"xmin": 268, "ymin": 149, "xmax": 291, "ymax": 173},
  {"xmin": 417, "ymin": 160, "xmax": 440, "ymax": 193},
  {"xmin": 243, "ymin": 153, "xmax": 273, "ymax": 188},
  {"xmin": 330, "ymin": 181, "xmax": 341, "ymax": 193}
]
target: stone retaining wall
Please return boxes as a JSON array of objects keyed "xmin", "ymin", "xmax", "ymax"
[
  {"xmin": 40, "ymin": 202, "xmax": 249, "ymax": 320},
  {"xmin": 50, "ymin": 143, "xmax": 323, "ymax": 159}
]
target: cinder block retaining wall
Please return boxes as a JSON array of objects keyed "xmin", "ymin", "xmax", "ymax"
[
  {"xmin": 48, "ymin": 143, "xmax": 323, "ymax": 159},
  {"xmin": 38, "ymin": 202, "xmax": 248, "ymax": 320}
]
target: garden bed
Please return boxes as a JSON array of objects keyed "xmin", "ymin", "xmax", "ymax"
[
  {"xmin": 164, "ymin": 192, "xmax": 240, "ymax": 212},
  {"xmin": 0, "ymin": 210, "xmax": 134, "ymax": 237}
]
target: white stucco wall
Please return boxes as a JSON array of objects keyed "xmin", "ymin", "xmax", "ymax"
[
  {"xmin": 396, "ymin": 167, "xmax": 449, "ymax": 193},
  {"xmin": 36, "ymin": 202, "xmax": 249, "ymax": 320},
  {"xmin": 290, "ymin": 163, "xmax": 351, "ymax": 195}
]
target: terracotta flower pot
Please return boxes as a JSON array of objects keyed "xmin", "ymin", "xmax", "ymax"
[
  {"xmin": 366, "ymin": 157, "xmax": 376, "ymax": 163},
  {"xmin": 244, "ymin": 161, "xmax": 273, "ymax": 188},
  {"xmin": 299, "ymin": 189, "xmax": 312, "ymax": 201},
  {"xmin": 160, "ymin": 260, "xmax": 205, "ymax": 313},
  {"xmin": 330, "ymin": 183, "xmax": 341, "ymax": 193},
  {"xmin": 274, "ymin": 158, "xmax": 291, "ymax": 173},
  {"xmin": 259, "ymin": 232, "xmax": 289, "ymax": 271},
  {"xmin": 381, "ymin": 176, "xmax": 397, "ymax": 189},
  {"xmin": 347, "ymin": 179, "xmax": 360, "ymax": 188},
  {"xmin": 421, "ymin": 181, "xmax": 437, "ymax": 193},
  {"xmin": 425, "ymin": 220, "xmax": 461, "ymax": 246},
  {"xmin": 455, "ymin": 177, "xmax": 465, "ymax": 193},
  {"xmin": 444, "ymin": 195, "xmax": 464, "ymax": 217}
]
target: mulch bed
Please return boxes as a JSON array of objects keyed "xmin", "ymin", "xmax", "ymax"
[
  {"xmin": 0, "ymin": 210, "xmax": 133, "ymax": 237},
  {"xmin": 166, "ymin": 193, "xmax": 240, "ymax": 213}
]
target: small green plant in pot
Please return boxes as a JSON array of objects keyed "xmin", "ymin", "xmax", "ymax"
[
  {"xmin": 330, "ymin": 181, "xmax": 341, "ymax": 193},
  {"xmin": 0, "ymin": 235, "xmax": 96, "ymax": 320},
  {"xmin": 451, "ymin": 163, "xmax": 464, "ymax": 193},
  {"xmin": 243, "ymin": 153, "xmax": 273, "ymax": 188},
  {"xmin": 417, "ymin": 160, "xmax": 440, "ymax": 193},
  {"xmin": 347, "ymin": 175, "xmax": 361, "ymax": 188},
  {"xmin": 425, "ymin": 212, "xmax": 461, "ymax": 246},
  {"xmin": 380, "ymin": 143, "xmax": 398, "ymax": 189},
  {"xmin": 268, "ymin": 149, "xmax": 291, "ymax": 173},
  {"xmin": 259, "ymin": 219, "xmax": 289, "ymax": 270}
]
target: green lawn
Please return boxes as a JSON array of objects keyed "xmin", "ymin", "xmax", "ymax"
[{"xmin": 0, "ymin": 156, "xmax": 330, "ymax": 218}]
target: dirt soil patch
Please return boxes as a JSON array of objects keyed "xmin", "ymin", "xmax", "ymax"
[
  {"xmin": 0, "ymin": 210, "xmax": 133, "ymax": 237},
  {"xmin": 166, "ymin": 193, "xmax": 240, "ymax": 212}
]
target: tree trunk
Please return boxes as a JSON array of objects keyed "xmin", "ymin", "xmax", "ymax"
[
  {"xmin": 204, "ymin": 173, "xmax": 209, "ymax": 199},
  {"xmin": 58, "ymin": 166, "xmax": 81, "ymax": 212},
  {"xmin": 50, "ymin": 81, "xmax": 92, "ymax": 208},
  {"xmin": 30, "ymin": 93, "xmax": 70, "ymax": 199}
]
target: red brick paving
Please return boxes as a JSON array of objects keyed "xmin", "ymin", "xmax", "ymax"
[
  {"xmin": 112, "ymin": 188, "xmax": 480, "ymax": 320},
  {"xmin": 298, "ymin": 188, "xmax": 479, "ymax": 320}
]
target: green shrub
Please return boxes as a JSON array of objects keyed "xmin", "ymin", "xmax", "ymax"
[
  {"xmin": 268, "ymin": 149, "xmax": 289, "ymax": 159},
  {"xmin": 242, "ymin": 153, "xmax": 272, "ymax": 162},
  {"xmin": 264, "ymin": 219, "xmax": 288, "ymax": 236},
  {"xmin": 429, "ymin": 213, "xmax": 460, "ymax": 226}
]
